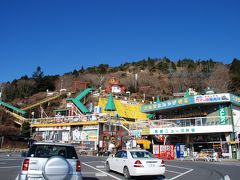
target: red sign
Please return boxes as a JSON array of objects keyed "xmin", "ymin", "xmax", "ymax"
[{"xmin": 153, "ymin": 145, "xmax": 174, "ymax": 160}]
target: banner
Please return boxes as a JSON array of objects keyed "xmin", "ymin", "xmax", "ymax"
[
  {"xmin": 153, "ymin": 145, "xmax": 174, "ymax": 160},
  {"xmin": 195, "ymin": 94, "xmax": 230, "ymax": 103},
  {"xmin": 219, "ymin": 105, "xmax": 227, "ymax": 125}
]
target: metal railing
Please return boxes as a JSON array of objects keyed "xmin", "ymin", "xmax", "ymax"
[
  {"xmin": 30, "ymin": 115, "xmax": 232, "ymax": 133},
  {"xmin": 128, "ymin": 116, "xmax": 232, "ymax": 130},
  {"xmin": 151, "ymin": 116, "xmax": 232, "ymax": 128},
  {"xmin": 30, "ymin": 114, "xmax": 99, "ymax": 124}
]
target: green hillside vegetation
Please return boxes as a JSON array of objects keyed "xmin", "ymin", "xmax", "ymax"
[{"xmin": 1, "ymin": 58, "xmax": 240, "ymax": 103}]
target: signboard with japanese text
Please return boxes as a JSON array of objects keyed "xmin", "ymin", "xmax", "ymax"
[
  {"xmin": 231, "ymin": 94, "xmax": 240, "ymax": 106},
  {"xmin": 82, "ymin": 125, "xmax": 99, "ymax": 130},
  {"xmin": 219, "ymin": 105, "xmax": 227, "ymax": 125},
  {"xmin": 141, "ymin": 93, "xmax": 240, "ymax": 114},
  {"xmin": 194, "ymin": 93, "xmax": 230, "ymax": 103},
  {"xmin": 141, "ymin": 96, "xmax": 194, "ymax": 112},
  {"xmin": 150, "ymin": 125, "xmax": 233, "ymax": 135},
  {"xmin": 37, "ymin": 126, "xmax": 70, "ymax": 131},
  {"xmin": 154, "ymin": 145, "xmax": 174, "ymax": 160},
  {"xmin": 72, "ymin": 126, "xmax": 98, "ymax": 141}
]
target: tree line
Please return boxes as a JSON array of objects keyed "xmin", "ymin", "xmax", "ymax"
[
  {"xmin": 1, "ymin": 66, "xmax": 58, "ymax": 103},
  {"xmin": 1, "ymin": 58, "xmax": 240, "ymax": 103}
]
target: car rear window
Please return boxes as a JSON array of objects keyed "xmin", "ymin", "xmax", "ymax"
[
  {"xmin": 130, "ymin": 151, "xmax": 156, "ymax": 159},
  {"xmin": 27, "ymin": 144, "xmax": 78, "ymax": 159}
]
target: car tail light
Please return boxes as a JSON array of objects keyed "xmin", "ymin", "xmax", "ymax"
[
  {"xmin": 22, "ymin": 159, "xmax": 29, "ymax": 171},
  {"xmin": 76, "ymin": 160, "xmax": 81, "ymax": 172},
  {"xmin": 160, "ymin": 160, "xmax": 165, "ymax": 167},
  {"xmin": 134, "ymin": 160, "xmax": 143, "ymax": 167}
]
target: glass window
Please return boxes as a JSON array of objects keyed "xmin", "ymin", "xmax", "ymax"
[
  {"xmin": 130, "ymin": 151, "xmax": 156, "ymax": 159},
  {"xmin": 121, "ymin": 151, "xmax": 127, "ymax": 158},
  {"xmin": 27, "ymin": 144, "xmax": 78, "ymax": 159},
  {"xmin": 114, "ymin": 151, "xmax": 122, "ymax": 158}
]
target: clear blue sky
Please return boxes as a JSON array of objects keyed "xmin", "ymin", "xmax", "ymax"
[{"xmin": 0, "ymin": 0, "xmax": 239, "ymax": 82}]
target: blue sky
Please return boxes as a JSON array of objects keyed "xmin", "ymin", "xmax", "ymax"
[{"xmin": 0, "ymin": 0, "xmax": 239, "ymax": 82}]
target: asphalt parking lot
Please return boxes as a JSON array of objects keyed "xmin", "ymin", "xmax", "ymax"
[{"xmin": 0, "ymin": 152, "xmax": 240, "ymax": 180}]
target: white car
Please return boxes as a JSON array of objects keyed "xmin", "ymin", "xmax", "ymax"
[{"xmin": 105, "ymin": 149, "xmax": 165, "ymax": 179}]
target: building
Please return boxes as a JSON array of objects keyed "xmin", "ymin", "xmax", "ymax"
[{"xmin": 141, "ymin": 93, "xmax": 240, "ymax": 159}]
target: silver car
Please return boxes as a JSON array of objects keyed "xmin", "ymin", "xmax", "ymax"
[{"xmin": 16, "ymin": 141, "xmax": 82, "ymax": 180}]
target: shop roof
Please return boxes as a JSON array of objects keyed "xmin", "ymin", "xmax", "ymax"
[
  {"xmin": 105, "ymin": 93, "xmax": 116, "ymax": 111},
  {"xmin": 141, "ymin": 93, "xmax": 240, "ymax": 113}
]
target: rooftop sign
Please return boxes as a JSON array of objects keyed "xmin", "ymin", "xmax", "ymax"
[
  {"xmin": 231, "ymin": 94, "xmax": 240, "ymax": 106},
  {"xmin": 194, "ymin": 93, "xmax": 230, "ymax": 103},
  {"xmin": 141, "ymin": 93, "xmax": 237, "ymax": 113},
  {"xmin": 150, "ymin": 125, "xmax": 233, "ymax": 135},
  {"xmin": 141, "ymin": 96, "xmax": 195, "ymax": 113}
]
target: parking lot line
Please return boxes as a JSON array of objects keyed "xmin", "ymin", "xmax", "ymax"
[
  {"xmin": 82, "ymin": 162, "xmax": 122, "ymax": 180},
  {"xmin": 166, "ymin": 164, "xmax": 192, "ymax": 170},
  {"xmin": 83, "ymin": 161, "xmax": 105, "ymax": 163},
  {"xmin": 165, "ymin": 170, "xmax": 182, "ymax": 174},
  {"xmin": 169, "ymin": 169, "xmax": 194, "ymax": 180}
]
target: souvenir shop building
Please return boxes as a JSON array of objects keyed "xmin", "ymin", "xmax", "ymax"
[
  {"xmin": 141, "ymin": 93, "xmax": 240, "ymax": 159},
  {"xmin": 31, "ymin": 117, "xmax": 124, "ymax": 155}
]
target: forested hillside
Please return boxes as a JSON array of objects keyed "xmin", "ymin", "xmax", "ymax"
[{"xmin": 1, "ymin": 58, "xmax": 240, "ymax": 104}]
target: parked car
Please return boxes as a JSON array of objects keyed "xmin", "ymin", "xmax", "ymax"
[
  {"xmin": 16, "ymin": 141, "xmax": 82, "ymax": 180},
  {"xmin": 105, "ymin": 149, "xmax": 165, "ymax": 179}
]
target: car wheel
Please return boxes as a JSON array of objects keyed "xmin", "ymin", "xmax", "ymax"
[
  {"xmin": 123, "ymin": 167, "xmax": 131, "ymax": 180},
  {"xmin": 106, "ymin": 162, "xmax": 111, "ymax": 172}
]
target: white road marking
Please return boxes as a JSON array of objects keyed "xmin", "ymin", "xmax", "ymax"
[
  {"xmin": 82, "ymin": 162, "xmax": 123, "ymax": 180},
  {"xmin": 166, "ymin": 164, "xmax": 192, "ymax": 170},
  {"xmin": 81, "ymin": 172, "xmax": 96, "ymax": 175},
  {"xmin": 0, "ymin": 166, "xmax": 21, "ymax": 169},
  {"xmin": 84, "ymin": 161, "xmax": 105, "ymax": 163},
  {"xmin": 165, "ymin": 170, "xmax": 182, "ymax": 174},
  {"xmin": 169, "ymin": 169, "xmax": 194, "ymax": 180},
  {"xmin": 222, "ymin": 175, "xmax": 231, "ymax": 180}
]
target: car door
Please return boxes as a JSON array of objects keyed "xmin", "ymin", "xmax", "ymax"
[
  {"xmin": 110, "ymin": 151, "xmax": 122, "ymax": 172},
  {"xmin": 118, "ymin": 150, "xmax": 128, "ymax": 174},
  {"xmin": 113, "ymin": 150, "xmax": 128, "ymax": 173}
]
